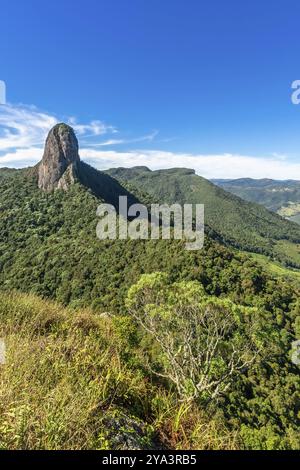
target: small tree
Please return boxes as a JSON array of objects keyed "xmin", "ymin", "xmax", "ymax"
[{"xmin": 126, "ymin": 272, "xmax": 267, "ymax": 403}]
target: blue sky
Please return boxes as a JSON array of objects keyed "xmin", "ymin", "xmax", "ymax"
[{"xmin": 1, "ymin": 0, "xmax": 300, "ymax": 178}]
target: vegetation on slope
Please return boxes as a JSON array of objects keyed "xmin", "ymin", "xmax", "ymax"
[
  {"xmin": 106, "ymin": 167, "xmax": 300, "ymax": 267},
  {"xmin": 0, "ymin": 290, "xmax": 241, "ymax": 450},
  {"xmin": 0, "ymin": 167, "xmax": 299, "ymax": 450},
  {"xmin": 214, "ymin": 178, "xmax": 300, "ymax": 224},
  {"xmin": 0, "ymin": 272, "xmax": 299, "ymax": 450},
  {"xmin": 1, "ymin": 168, "xmax": 295, "ymax": 310}
]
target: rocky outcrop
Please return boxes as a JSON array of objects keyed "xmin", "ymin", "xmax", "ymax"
[
  {"xmin": 38, "ymin": 123, "xmax": 80, "ymax": 191},
  {"xmin": 100, "ymin": 409, "xmax": 159, "ymax": 450},
  {"xmin": 37, "ymin": 123, "xmax": 142, "ymax": 209}
]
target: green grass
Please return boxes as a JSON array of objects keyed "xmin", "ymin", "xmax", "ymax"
[
  {"xmin": 273, "ymin": 240, "xmax": 300, "ymax": 266},
  {"xmin": 250, "ymin": 252, "xmax": 300, "ymax": 280},
  {"xmin": 278, "ymin": 203, "xmax": 300, "ymax": 218}
]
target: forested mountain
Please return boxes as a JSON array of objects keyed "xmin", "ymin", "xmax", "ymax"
[
  {"xmin": 213, "ymin": 178, "xmax": 300, "ymax": 225},
  {"xmin": 106, "ymin": 167, "xmax": 300, "ymax": 267},
  {"xmin": 0, "ymin": 165, "xmax": 282, "ymax": 310},
  {"xmin": 0, "ymin": 124, "xmax": 299, "ymax": 450}
]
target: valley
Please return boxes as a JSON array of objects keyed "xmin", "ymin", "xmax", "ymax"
[{"xmin": 214, "ymin": 178, "xmax": 300, "ymax": 225}]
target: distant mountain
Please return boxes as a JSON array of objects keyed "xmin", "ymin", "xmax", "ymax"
[
  {"xmin": 213, "ymin": 178, "xmax": 300, "ymax": 224},
  {"xmin": 106, "ymin": 167, "xmax": 300, "ymax": 267},
  {"xmin": 0, "ymin": 167, "xmax": 19, "ymax": 178}
]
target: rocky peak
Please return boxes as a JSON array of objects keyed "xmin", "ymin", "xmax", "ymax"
[{"xmin": 38, "ymin": 123, "xmax": 80, "ymax": 191}]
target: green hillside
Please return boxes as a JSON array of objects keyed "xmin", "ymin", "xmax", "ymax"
[
  {"xmin": 0, "ymin": 157, "xmax": 299, "ymax": 450},
  {"xmin": 0, "ymin": 167, "xmax": 285, "ymax": 310},
  {"xmin": 106, "ymin": 167, "xmax": 300, "ymax": 267}
]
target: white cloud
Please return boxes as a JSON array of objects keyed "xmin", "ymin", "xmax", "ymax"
[
  {"xmin": 0, "ymin": 147, "xmax": 43, "ymax": 166},
  {"xmin": 92, "ymin": 139, "xmax": 126, "ymax": 147},
  {"xmin": 68, "ymin": 117, "xmax": 117, "ymax": 136},
  {"xmin": 0, "ymin": 103, "xmax": 299, "ymax": 180},
  {"xmin": 0, "ymin": 104, "xmax": 57, "ymax": 151},
  {"xmin": 85, "ymin": 130, "xmax": 159, "ymax": 147},
  {"xmin": 80, "ymin": 149, "xmax": 300, "ymax": 180},
  {"xmin": 0, "ymin": 103, "xmax": 116, "ymax": 156}
]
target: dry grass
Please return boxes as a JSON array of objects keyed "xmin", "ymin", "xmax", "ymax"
[{"xmin": 0, "ymin": 291, "xmax": 239, "ymax": 450}]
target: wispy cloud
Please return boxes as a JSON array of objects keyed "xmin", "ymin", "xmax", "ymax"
[
  {"xmin": 68, "ymin": 117, "xmax": 117, "ymax": 136},
  {"xmin": 0, "ymin": 103, "xmax": 117, "ymax": 156},
  {"xmin": 86, "ymin": 130, "xmax": 159, "ymax": 147},
  {"xmin": 0, "ymin": 102, "xmax": 299, "ymax": 180},
  {"xmin": 0, "ymin": 103, "xmax": 161, "ymax": 169},
  {"xmin": 0, "ymin": 104, "xmax": 57, "ymax": 151}
]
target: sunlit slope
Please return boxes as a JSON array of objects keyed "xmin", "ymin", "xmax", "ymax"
[{"xmin": 106, "ymin": 167, "xmax": 300, "ymax": 267}]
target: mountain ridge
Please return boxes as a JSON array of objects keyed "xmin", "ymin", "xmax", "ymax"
[
  {"xmin": 213, "ymin": 177, "xmax": 300, "ymax": 224},
  {"xmin": 105, "ymin": 166, "xmax": 300, "ymax": 267},
  {"xmin": 1, "ymin": 125, "xmax": 300, "ymax": 270}
]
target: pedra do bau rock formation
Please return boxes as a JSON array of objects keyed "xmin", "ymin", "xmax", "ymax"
[
  {"xmin": 37, "ymin": 122, "xmax": 141, "ymax": 207},
  {"xmin": 38, "ymin": 123, "xmax": 80, "ymax": 191}
]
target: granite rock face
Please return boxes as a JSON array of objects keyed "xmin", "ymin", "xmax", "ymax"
[{"xmin": 38, "ymin": 123, "xmax": 80, "ymax": 191}]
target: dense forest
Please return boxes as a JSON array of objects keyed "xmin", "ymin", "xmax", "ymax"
[
  {"xmin": 106, "ymin": 167, "xmax": 300, "ymax": 267},
  {"xmin": 0, "ymin": 165, "xmax": 299, "ymax": 449}
]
